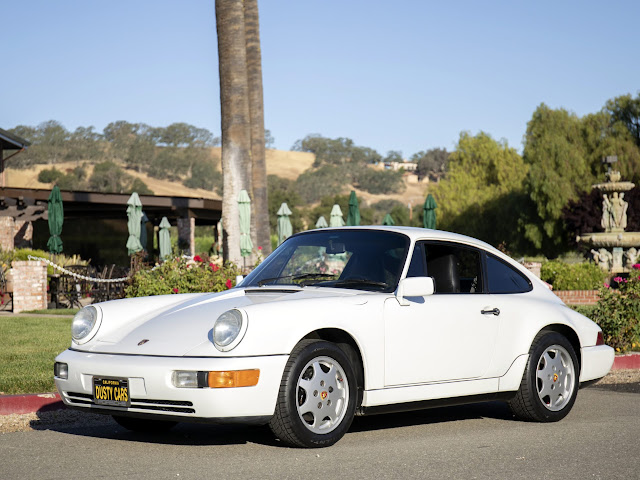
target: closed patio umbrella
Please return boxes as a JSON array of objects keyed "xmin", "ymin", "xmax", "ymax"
[
  {"xmin": 126, "ymin": 192, "xmax": 143, "ymax": 255},
  {"xmin": 424, "ymin": 194, "xmax": 437, "ymax": 229},
  {"xmin": 382, "ymin": 213, "xmax": 395, "ymax": 226},
  {"xmin": 140, "ymin": 211, "xmax": 149, "ymax": 251},
  {"xmin": 159, "ymin": 216, "xmax": 171, "ymax": 261},
  {"xmin": 329, "ymin": 204, "xmax": 345, "ymax": 227},
  {"xmin": 238, "ymin": 189, "xmax": 253, "ymax": 257},
  {"xmin": 315, "ymin": 216, "xmax": 328, "ymax": 228},
  {"xmin": 346, "ymin": 191, "xmax": 361, "ymax": 226},
  {"xmin": 277, "ymin": 202, "xmax": 293, "ymax": 245},
  {"xmin": 47, "ymin": 185, "xmax": 64, "ymax": 254}
]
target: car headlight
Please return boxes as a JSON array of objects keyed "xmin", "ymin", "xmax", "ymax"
[
  {"xmin": 213, "ymin": 309, "xmax": 246, "ymax": 351},
  {"xmin": 71, "ymin": 306, "xmax": 101, "ymax": 344}
]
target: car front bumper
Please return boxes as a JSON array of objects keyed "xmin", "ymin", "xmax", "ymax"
[{"xmin": 54, "ymin": 349, "xmax": 288, "ymax": 423}]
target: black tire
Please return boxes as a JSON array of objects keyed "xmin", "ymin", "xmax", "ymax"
[
  {"xmin": 112, "ymin": 415, "xmax": 178, "ymax": 433},
  {"xmin": 269, "ymin": 340, "xmax": 357, "ymax": 448},
  {"xmin": 509, "ymin": 331, "xmax": 580, "ymax": 422}
]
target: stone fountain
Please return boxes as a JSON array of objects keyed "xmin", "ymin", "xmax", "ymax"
[{"xmin": 577, "ymin": 157, "xmax": 640, "ymax": 273}]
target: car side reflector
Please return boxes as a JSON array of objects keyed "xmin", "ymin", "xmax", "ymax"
[
  {"xmin": 207, "ymin": 369, "xmax": 260, "ymax": 388},
  {"xmin": 596, "ymin": 331, "xmax": 605, "ymax": 346}
]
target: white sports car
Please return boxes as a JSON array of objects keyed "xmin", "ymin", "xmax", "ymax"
[{"xmin": 54, "ymin": 227, "xmax": 614, "ymax": 447}]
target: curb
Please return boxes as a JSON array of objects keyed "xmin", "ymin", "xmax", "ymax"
[
  {"xmin": 0, "ymin": 393, "xmax": 63, "ymax": 416},
  {"xmin": 1, "ymin": 353, "xmax": 639, "ymax": 416},
  {"xmin": 611, "ymin": 352, "xmax": 640, "ymax": 370}
]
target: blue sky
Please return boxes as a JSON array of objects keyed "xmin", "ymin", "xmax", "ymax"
[{"xmin": 2, "ymin": 1, "xmax": 639, "ymax": 157}]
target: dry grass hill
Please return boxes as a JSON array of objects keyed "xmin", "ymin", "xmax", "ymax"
[{"xmin": 4, "ymin": 148, "xmax": 429, "ymax": 207}]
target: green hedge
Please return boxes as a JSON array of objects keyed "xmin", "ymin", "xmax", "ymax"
[
  {"xmin": 590, "ymin": 273, "xmax": 640, "ymax": 352},
  {"xmin": 125, "ymin": 255, "xmax": 242, "ymax": 297},
  {"xmin": 540, "ymin": 260, "xmax": 606, "ymax": 291}
]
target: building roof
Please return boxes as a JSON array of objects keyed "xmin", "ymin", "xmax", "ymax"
[{"xmin": 0, "ymin": 128, "xmax": 30, "ymax": 151}]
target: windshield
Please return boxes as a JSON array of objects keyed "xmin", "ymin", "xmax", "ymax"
[{"xmin": 242, "ymin": 229, "xmax": 410, "ymax": 293}]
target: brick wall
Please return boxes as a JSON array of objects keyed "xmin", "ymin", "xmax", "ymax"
[
  {"xmin": 553, "ymin": 290, "xmax": 600, "ymax": 306},
  {"xmin": 11, "ymin": 260, "xmax": 47, "ymax": 313}
]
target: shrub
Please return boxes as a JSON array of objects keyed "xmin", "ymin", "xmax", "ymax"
[
  {"xmin": 540, "ymin": 260, "xmax": 606, "ymax": 290},
  {"xmin": 590, "ymin": 273, "xmax": 640, "ymax": 352},
  {"xmin": 125, "ymin": 255, "xmax": 241, "ymax": 297}
]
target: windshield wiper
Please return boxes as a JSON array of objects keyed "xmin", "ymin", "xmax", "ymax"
[
  {"xmin": 257, "ymin": 273, "xmax": 336, "ymax": 287},
  {"xmin": 332, "ymin": 278, "xmax": 388, "ymax": 290}
]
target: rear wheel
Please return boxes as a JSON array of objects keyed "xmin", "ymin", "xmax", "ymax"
[
  {"xmin": 509, "ymin": 332, "xmax": 579, "ymax": 422},
  {"xmin": 269, "ymin": 340, "xmax": 357, "ymax": 448},
  {"xmin": 112, "ymin": 415, "xmax": 177, "ymax": 433}
]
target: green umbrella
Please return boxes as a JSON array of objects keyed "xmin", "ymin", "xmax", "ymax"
[
  {"xmin": 140, "ymin": 211, "xmax": 149, "ymax": 251},
  {"xmin": 315, "ymin": 216, "xmax": 328, "ymax": 228},
  {"xmin": 238, "ymin": 189, "xmax": 253, "ymax": 257},
  {"xmin": 346, "ymin": 191, "xmax": 361, "ymax": 226},
  {"xmin": 424, "ymin": 194, "xmax": 437, "ymax": 229},
  {"xmin": 159, "ymin": 216, "xmax": 171, "ymax": 261},
  {"xmin": 46, "ymin": 185, "xmax": 64, "ymax": 254},
  {"xmin": 277, "ymin": 202, "xmax": 293, "ymax": 246},
  {"xmin": 382, "ymin": 213, "xmax": 395, "ymax": 226},
  {"xmin": 329, "ymin": 204, "xmax": 345, "ymax": 227},
  {"xmin": 126, "ymin": 192, "xmax": 144, "ymax": 255}
]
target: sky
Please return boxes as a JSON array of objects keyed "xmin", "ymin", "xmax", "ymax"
[{"xmin": 2, "ymin": 0, "xmax": 639, "ymax": 158}]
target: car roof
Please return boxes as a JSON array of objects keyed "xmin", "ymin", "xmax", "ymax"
[{"xmin": 296, "ymin": 226, "xmax": 498, "ymax": 253}]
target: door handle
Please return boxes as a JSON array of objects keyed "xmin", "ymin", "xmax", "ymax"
[{"xmin": 481, "ymin": 307, "xmax": 500, "ymax": 316}]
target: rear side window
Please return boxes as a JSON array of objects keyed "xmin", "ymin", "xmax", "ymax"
[{"xmin": 485, "ymin": 254, "xmax": 532, "ymax": 294}]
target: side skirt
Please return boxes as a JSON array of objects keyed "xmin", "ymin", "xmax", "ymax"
[{"xmin": 356, "ymin": 392, "xmax": 516, "ymax": 417}]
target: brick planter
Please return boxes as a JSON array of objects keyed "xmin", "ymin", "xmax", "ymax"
[
  {"xmin": 554, "ymin": 290, "xmax": 600, "ymax": 306},
  {"xmin": 11, "ymin": 260, "xmax": 47, "ymax": 313}
]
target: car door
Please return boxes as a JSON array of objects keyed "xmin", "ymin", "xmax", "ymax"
[{"xmin": 384, "ymin": 241, "xmax": 501, "ymax": 386}]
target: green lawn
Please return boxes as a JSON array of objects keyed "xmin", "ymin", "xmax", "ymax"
[{"xmin": 0, "ymin": 316, "xmax": 72, "ymax": 395}]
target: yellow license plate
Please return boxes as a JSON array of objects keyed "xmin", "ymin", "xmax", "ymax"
[{"xmin": 93, "ymin": 377, "xmax": 130, "ymax": 407}]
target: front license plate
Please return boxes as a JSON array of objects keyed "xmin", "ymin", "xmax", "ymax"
[{"xmin": 93, "ymin": 377, "xmax": 130, "ymax": 407}]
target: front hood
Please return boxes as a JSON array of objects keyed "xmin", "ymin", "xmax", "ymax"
[{"xmin": 78, "ymin": 287, "xmax": 362, "ymax": 356}]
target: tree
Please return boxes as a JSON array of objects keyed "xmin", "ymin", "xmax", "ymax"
[
  {"xmin": 522, "ymin": 104, "xmax": 595, "ymax": 256},
  {"xmin": 293, "ymin": 134, "xmax": 381, "ymax": 166},
  {"xmin": 435, "ymin": 131, "xmax": 529, "ymax": 250},
  {"xmin": 606, "ymin": 92, "xmax": 640, "ymax": 148},
  {"xmin": 244, "ymin": 0, "xmax": 270, "ymax": 254},
  {"xmin": 216, "ymin": 0, "xmax": 253, "ymax": 264},
  {"xmin": 267, "ymin": 175, "xmax": 304, "ymax": 233},
  {"xmin": 412, "ymin": 148, "xmax": 449, "ymax": 181}
]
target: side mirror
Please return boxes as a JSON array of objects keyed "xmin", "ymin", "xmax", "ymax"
[{"xmin": 396, "ymin": 277, "xmax": 435, "ymax": 306}]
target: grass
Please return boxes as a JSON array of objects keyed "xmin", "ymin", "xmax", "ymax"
[
  {"xmin": 0, "ymin": 316, "xmax": 71, "ymax": 395},
  {"xmin": 23, "ymin": 308, "xmax": 79, "ymax": 315}
]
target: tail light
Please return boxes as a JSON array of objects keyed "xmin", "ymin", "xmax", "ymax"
[{"xmin": 596, "ymin": 331, "xmax": 605, "ymax": 346}]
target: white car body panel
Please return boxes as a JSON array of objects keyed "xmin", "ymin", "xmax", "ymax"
[{"xmin": 54, "ymin": 226, "xmax": 614, "ymax": 424}]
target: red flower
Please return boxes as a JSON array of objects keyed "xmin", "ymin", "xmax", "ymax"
[
  {"xmin": 225, "ymin": 279, "xmax": 233, "ymax": 289},
  {"xmin": 604, "ymin": 283, "xmax": 610, "ymax": 288},
  {"xmin": 633, "ymin": 264, "xmax": 640, "ymax": 270},
  {"xmin": 258, "ymin": 246, "xmax": 263, "ymax": 251},
  {"xmin": 194, "ymin": 255, "xmax": 203, "ymax": 262},
  {"xmin": 210, "ymin": 263, "xmax": 220, "ymax": 272},
  {"xmin": 173, "ymin": 287, "xmax": 179, "ymax": 293},
  {"xmin": 613, "ymin": 276, "xmax": 623, "ymax": 283}
]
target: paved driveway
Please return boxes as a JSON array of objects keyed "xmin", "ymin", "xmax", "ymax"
[{"xmin": 1, "ymin": 386, "xmax": 638, "ymax": 480}]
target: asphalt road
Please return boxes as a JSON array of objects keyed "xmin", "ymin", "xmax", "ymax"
[{"xmin": 1, "ymin": 385, "xmax": 638, "ymax": 480}]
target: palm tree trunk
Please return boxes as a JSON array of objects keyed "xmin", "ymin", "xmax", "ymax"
[
  {"xmin": 244, "ymin": 0, "xmax": 271, "ymax": 255},
  {"xmin": 216, "ymin": 0, "xmax": 253, "ymax": 265}
]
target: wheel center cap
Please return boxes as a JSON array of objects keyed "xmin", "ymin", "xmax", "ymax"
[
  {"xmin": 321, "ymin": 391, "xmax": 328, "ymax": 400},
  {"xmin": 553, "ymin": 373, "xmax": 558, "ymax": 382}
]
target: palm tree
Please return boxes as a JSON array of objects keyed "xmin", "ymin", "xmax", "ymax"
[
  {"xmin": 216, "ymin": 0, "xmax": 253, "ymax": 264},
  {"xmin": 244, "ymin": 0, "xmax": 271, "ymax": 255}
]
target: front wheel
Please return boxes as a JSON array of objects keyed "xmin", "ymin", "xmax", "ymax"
[
  {"xmin": 509, "ymin": 332, "xmax": 579, "ymax": 422},
  {"xmin": 269, "ymin": 340, "xmax": 357, "ymax": 448}
]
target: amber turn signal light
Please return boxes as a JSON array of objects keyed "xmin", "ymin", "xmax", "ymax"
[{"xmin": 207, "ymin": 369, "xmax": 260, "ymax": 388}]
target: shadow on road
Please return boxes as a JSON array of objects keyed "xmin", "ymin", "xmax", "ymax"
[{"xmin": 28, "ymin": 400, "xmax": 514, "ymax": 447}]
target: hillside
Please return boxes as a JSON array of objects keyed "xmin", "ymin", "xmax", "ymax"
[{"xmin": 4, "ymin": 148, "xmax": 429, "ymax": 207}]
